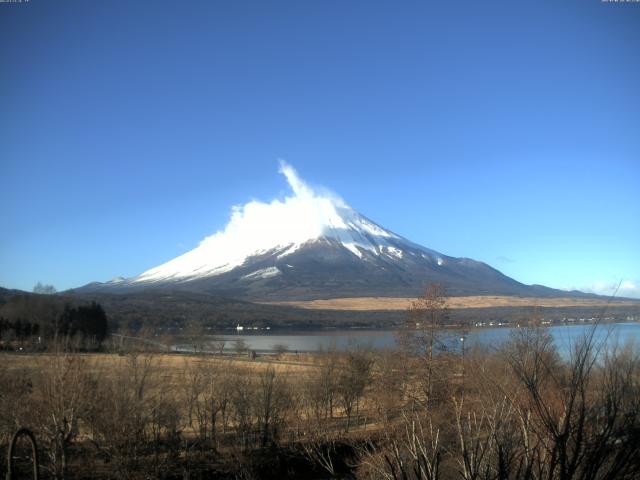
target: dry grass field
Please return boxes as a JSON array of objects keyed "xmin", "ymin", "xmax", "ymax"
[
  {"xmin": 0, "ymin": 351, "xmax": 317, "ymax": 378},
  {"xmin": 261, "ymin": 295, "xmax": 640, "ymax": 311},
  {"xmin": 1, "ymin": 329, "xmax": 639, "ymax": 480}
]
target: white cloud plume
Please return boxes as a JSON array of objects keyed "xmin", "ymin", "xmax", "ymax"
[
  {"xmin": 278, "ymin": 159, "xmax": 314, "ymax": 199},
  {"xmin": 136, "ymin": 161, "xmax": 351, "ymax": 281}
]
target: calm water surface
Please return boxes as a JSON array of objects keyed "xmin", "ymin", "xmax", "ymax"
[{"xmin": 182, "ymin": 322, "xmax": 640, "ymax": 357}]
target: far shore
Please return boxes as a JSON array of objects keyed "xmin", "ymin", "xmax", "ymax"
[{"xmin": 259, "ymin": 295, "xmax": 640, "ymax": 311}]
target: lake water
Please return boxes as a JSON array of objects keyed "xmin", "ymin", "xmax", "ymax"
[{"xmin": 179, "ymin": 322, "xmax": 640, "ymax": 357}]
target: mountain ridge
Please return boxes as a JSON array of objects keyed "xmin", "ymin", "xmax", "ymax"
[{"xmin": 76, "ymin": 162, "xmax": 600, "ymax": 301}]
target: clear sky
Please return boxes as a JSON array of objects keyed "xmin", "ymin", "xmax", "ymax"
[{"xmin": 1, "ymin": 1, "xmax": 639, "ymax": 297}]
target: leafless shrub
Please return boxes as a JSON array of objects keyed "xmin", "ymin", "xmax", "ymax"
[
  {"xmin": 211, "ymin": 337, "xmax": 226, "ymax": 355},
  {"xmin": 451, "ymin": 394, "xmax": 525, "ymax": 480},
  {"xmin": 254, "ymin": 366, "xmax": 292, "ymax": 446},
  {"xmin": 500, "ymin": 323, "xmax": 640, "ymax": 480},
  {"xmin": 30, "ymin": 347, "xmax": 95, "ymax": 479},
  {"xmin": 234, "ymin": 339, "xmax": 249, "ymax": 356},
  {"xmin": 357, "ymin": 410, "xmax": 441, "ymax": 480},
  {"xmin": 371, "ymin": 348, "xmax": 410, "ymax": 425},
  {"xmin": 301, "ymin": 429, "xmax": 341, "ymax": 478},
  {"xmin": 87, "ymin": 352, "xmax": 159, "ymax": 478},
  {"xmin": 230, "ymin": 373, "xmax": 255, "ymax": 450},
  {"xmin": 337, "ymin": 345, "xmax": 373, "ymax": 432},
  {"xmin": 303, "ymin": 349, "xmax": 339, "ymax": 422},
  {"xmin": 196, "ymin": 358, "xmax": 234, "ymax": 445},
  {"xmin": 272, "ymin": 343, "xmax": 289, "ymax": 357}
]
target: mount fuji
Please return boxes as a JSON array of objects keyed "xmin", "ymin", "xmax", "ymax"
[{"xmin": 79, "ymin": 162, "xmax": 577, "ymax": 301}]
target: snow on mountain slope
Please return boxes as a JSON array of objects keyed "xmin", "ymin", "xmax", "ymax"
[
  {"xmin": 133, "ymin": 161, "xmax": 439, "ymax": 285},
  {"xmin": 76, "ymin": 162, "xmax": 603, "ymax": 301},
  {"xmin": 75, "ymin": 161, "xmax": 596, "ymax": 300}
]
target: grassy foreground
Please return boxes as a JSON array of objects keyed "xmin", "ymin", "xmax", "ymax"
[{"xmin": 1, "ymin": 323, "xmax": 639, "ymax": 479}]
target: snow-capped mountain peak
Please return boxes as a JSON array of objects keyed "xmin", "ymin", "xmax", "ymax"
[
  {"xmin": 133, "ymin": 161, "xmax": 411, "ymax": 284},
  {"xmin": 79, "ymin": 161, "xmax": 568, "ymax": 300},
  {"xmin": 77, "ymin": 162, "xmax": 595, "ymax": 301}
]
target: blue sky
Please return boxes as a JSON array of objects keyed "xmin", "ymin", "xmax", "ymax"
[{"xmin": 1, "ymin": 0, "xmax": 639, "ymax": 297}]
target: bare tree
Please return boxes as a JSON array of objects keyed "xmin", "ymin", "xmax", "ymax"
[
  {"xmin": 272, "ymin": 343, "xmax": 289, "ymax": 357},
  {"xmin": 301, "ymin": 431, "xmax": 341, "ymax": 478},
  {"xmin": 371, "ymin": 348, "xmax": 410, "ymax": 425},
  {"xmin": 304, "ymin": 348, "xmax": 340, "ymax": 423},
  {"xmin": 187, "ymin": 358, "xmax": 234, "ymax": 446},
  {"xmin": 229, "ymin": 373, "xmax": 255, "ymax": 450},
  {"xmin": 31, "ymin": 348, "xmax": 95, "ymax": 479},
  {"xmin": 148, "ymin": 385, "xmax": 181, "ymax": 476},
  {"xmin": 452, "ymin": 395, "xmax": 508, "ymax": 480},
  {"xmin": 398, "ymin": 284, "xmax": 449, "ymax": 406},
  {"xmin": 87, "ymin": 352, "xmax": 158, "ymax": 479},
  {"xmin": 181, "ymin": 358, "xmax": 206, "ymax": 433},
  {"xmin": 357, "ymin": 411, "xmax": 441, "ymax": 480},
  {"xmin": 502, "ymin": 323, "xmax": 640, "ymax": 480},
  {"xmin": 254, "ymin": 366, "xmax": 292, "ymax": 446},
  {"xmin": 234, "ymin": 338, "xmax": 249, "ymax": 356},
  {"xmin": 337, "ymin": 345, "xmax": 373, "ymax": 432},
  {"xmin": 211, "ymin": 337, "xmax": 226, "ymax": 356}
]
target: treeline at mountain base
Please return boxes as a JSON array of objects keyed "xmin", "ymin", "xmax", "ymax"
[
  {"xmin": 1, "ymin": 320, "xmax": 639, "ymax": 479},
  {"xmin": 0, "ymin": 294, "xmax": 108, "ymax": 350}
]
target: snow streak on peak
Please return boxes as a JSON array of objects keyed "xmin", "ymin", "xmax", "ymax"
[{"xmin": 134, "ymin": 161, "xmax": 405, "ymax": 283}]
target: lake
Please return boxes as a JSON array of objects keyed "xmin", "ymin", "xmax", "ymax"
[{"xmin": 176, "ymin": 322, "xmax": 640, "ymax": 357}]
